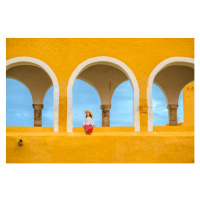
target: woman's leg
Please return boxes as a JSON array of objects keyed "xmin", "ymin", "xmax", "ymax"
[
  {"xmin": 84, "ymin": 125, "xmax": 89, "ymax": 134},
  {"xmin": 89, "ymin": 131, "xmax": 92, "ymax": 135}
]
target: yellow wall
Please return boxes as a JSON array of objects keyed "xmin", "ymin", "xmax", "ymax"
[
  {"xmin": 6, "ymin": 131, "xmax": 194, "ymax": 163},
  {"xmin": 182, "ymin": 82, "xmax": 194, "ymax": 126},
  {"xmin": 6, "ymin": 38, "xmax": 194, "ymax": 131},
  {"xmin": 6, "ymin": 126, "xmax": 194, "ymax": 133},
  {"xmin": 6, "ymin": 38, "xmax": 194, "ymax": 163}
]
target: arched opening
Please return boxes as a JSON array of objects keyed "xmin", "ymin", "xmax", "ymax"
[
  {"xmin": 6, "ymin": 78, "xmax": 34, "ymax": 126},
  {"xmin": 6, "ymin": 57, "xmax": 59, "ymax": 132},
  {"xmin": 67, "ymin": 56, "xmax": 139, "ymax": 132},
  {"xmin": 147, "ymin": 57, "xmax": 194, "ymax": 131},
  {"xmin": 73, "ymin": 79, "xmax": 101, "ymax": 127},
  {"xmin": 110, "ymin": 80, "xmax": 133, "ymax": 126}
]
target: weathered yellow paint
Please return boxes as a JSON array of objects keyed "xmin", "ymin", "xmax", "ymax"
[
  {"xmin": 182, "ymin": 82, "xmax": 194, "ymax": 126},
  {"xmin": 6, "ymin": 38, "xmax": 194, "ymax": 163},
  {"xmin": 6, "ymin": 127, "xmax": 54, "ymax": 132},
  {"xmin": 6, "ymin": 131, "xmax": 194, "ymax": 163},
  {"xmin": 6, "ymin": 125, "xmax": 194, "ymax": 133}
]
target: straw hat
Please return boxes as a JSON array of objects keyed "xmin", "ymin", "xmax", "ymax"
[{"xmin": 84, "ymin": 110, "xmax": 93, "ymax": 116}]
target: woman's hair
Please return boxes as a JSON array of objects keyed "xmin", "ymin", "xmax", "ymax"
[{"xmin": 85, "ymin": 113, "xmax": 92, "ymax": 118}]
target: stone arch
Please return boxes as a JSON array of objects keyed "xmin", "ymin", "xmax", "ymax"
[
  {"xmin": 6, "ymin": 57, "xmax": 59, "ymax": 132},
  {"xmin": 67, "ymin": 56, "xmax": 140, "ymax": 132},
  {"xmin": 147, "ymin": 57, "xmax": 194, "ymax": 131}
]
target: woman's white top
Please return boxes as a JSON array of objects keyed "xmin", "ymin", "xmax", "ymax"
[{"xmin": 83, "ymin": 117, "xmax": 94, "ymax": 126}]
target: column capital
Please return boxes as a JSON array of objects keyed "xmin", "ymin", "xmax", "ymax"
[
  {"xmin": 167, "ymin": 104, "xmax": 178, "ymax": 110},
  {"xmin": 100, "ymin": 104, "xmax": 111, "ymax": 110},
  {"xmin": 32, "ymin": 104, "xmax": 44, "ymax": 110},
  {"xmin": 100, "ymin": 104, "xmax": 111, "ymax": 127}
]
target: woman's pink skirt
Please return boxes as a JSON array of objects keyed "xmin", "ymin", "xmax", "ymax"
[{"xmin": 84, "ymin": 124, "xmax": 93, "ymax": 133}]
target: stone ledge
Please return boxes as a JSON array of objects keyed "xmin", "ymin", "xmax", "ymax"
[{"xmin": 6, "ymin": 131, "xmax": 194, "ymax": 137}]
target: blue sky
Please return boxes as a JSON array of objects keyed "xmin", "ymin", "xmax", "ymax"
[
  {"xmin": 6, "ymin": 78, "xmax": 183, "ymax": 127},
  {"xmin": 6, "ymin": 78, "xmax": 54, "ymax": 127},
  {"xmin": 153, "ymin": 84, "xmax": 183, "ymax": 126}
]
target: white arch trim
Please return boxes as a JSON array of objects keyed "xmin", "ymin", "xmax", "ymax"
[
  {"xmin": 147, "ymin": 57, "xmax": 194, "ymax": 131},
  {"xmin": 6, "ymin": 57, "xmax": 59, "ymax": 132},
  {"xmin": 67, "ymin": 56, "xmax": 140, "ymax": 132}
]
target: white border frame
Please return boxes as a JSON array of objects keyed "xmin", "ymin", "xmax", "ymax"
[
  {"xmin": 67, "ymin": 56, "xmax": 140, "ymax": 132},
  {"xmin": 147, "ymin": 57, "xmax": 194, "ymax": 131},
  {"xmin": 6, "ymin": 57, "xmax": 59, "ymax": 132}
]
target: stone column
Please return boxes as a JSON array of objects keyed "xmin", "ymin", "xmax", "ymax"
[
  {"xmin": 100, "ymin": 104, "xmax": 111, "ymax": 127},
  {"xmin": 167, "ymin": 104, "xmax": 178, "ymax": 126},
  {"xmin": 32, "ymin": 104, "xmax": 44, "ymax": 127}
]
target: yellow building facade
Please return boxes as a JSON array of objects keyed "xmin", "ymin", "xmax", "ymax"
[{"xmin": 6, "ymin": 38, "xmax": 194, "ymax": 163}]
